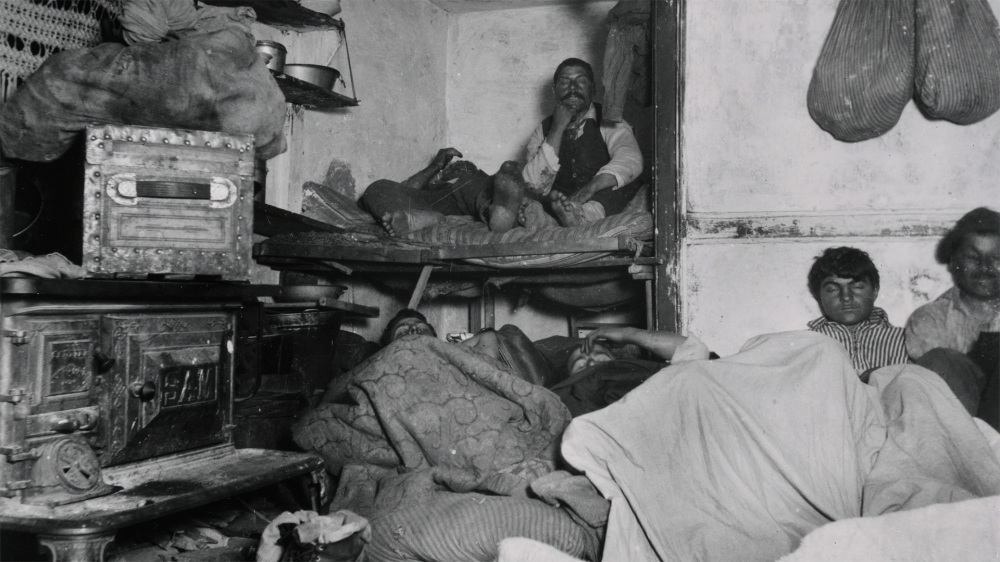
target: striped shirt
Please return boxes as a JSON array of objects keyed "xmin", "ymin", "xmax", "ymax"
[{"xmin": 808, "ymin": 308, "xmax": 908, "ymax": 375}]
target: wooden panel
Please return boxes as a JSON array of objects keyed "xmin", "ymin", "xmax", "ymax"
[
  {"xmin": 200, "ymin": 0, "xmax": 344, "ymax": 32},
  {"xmin": 685, "ymin": 210, "xmax": 963, "ymax": 243},
  {"xmin": 431, "ymin": 237, "xmax": 628, "ymax": 260},
  {"xmin": 653, "ymin": 0, "xmax": 683, "ymax": 332}
]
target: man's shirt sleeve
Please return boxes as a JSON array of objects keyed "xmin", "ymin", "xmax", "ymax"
[
  {"xmin": 598, "ymin": 120, "xmax": 643, "ymax": 190},
  {"xmin": 904, "ymin": 305, "xmax": 948, "ymax": 360},
  {"xmin": 521, "ymin": 124, "xmax": 560, "ymax": 196}
]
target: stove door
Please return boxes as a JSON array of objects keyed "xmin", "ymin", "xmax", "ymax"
[{"xmin": 99, "ymin": 312, "xmax": 233, "ymax": 466}]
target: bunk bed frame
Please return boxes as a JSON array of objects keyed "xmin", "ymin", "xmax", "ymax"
[{"xmin": 253, "ymin": 202, "xmax": 660, "ymax": 329}]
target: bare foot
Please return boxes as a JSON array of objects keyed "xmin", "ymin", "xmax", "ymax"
[
  {"xmin": 548, "ymin": 190, "xmax": 588, "ymax": 227},
  {"xmin": 380, "ymin": 209, "xmax": 445, "ymax": 236},
  {"xmin": 488, "ymin": 161, "xmax": 526, "ymax": 233},
  {"xmin": 518, "ymin": 198, "xmax": 559, "ymax": 229}
]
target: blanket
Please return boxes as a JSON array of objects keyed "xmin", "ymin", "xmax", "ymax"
[
  {"xmin": 292, "ymin": 335, "xmax": 599, "ymax": 561},
  {"xmin": 561, "ymin": 331, "xmax": 1000, "ymax": 562},
  {"xmin": 291, "ymin": 332, "xmax": 571, "ymax": 505}
]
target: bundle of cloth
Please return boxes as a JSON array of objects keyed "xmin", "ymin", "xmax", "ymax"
[
  {"xmin": 0, "ymin": 0, "xmax": 286, "ymax": 162},
  {"xmin": 291, "ymin": 334, "xmax": 603, "ymax": 562},
  {"xmin": 506, "ymin": 331, "xmax": 1000, "ymax": 561},
  {"xmin": 808, "ymin": 0, "xmax": 1000, "ymax": 141}
]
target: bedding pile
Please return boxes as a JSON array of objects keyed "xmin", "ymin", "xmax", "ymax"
[
  {"xmin": 291, "ymin": 334, "xmax": 600, "ymax": 561},
  {"xmin": 405, "ymin": 211, "xmax": 653, "ymax": 268},
  {"xmin": 561, "ymin": 331, "xmax": 1000, "ymax": 561}
]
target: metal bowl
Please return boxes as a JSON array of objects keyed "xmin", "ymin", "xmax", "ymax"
[{"xmin": 282, "ymin": 64, "xmax": 340, "ymax": 91}]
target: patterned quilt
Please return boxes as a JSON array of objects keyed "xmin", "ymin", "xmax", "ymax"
[
  {"xmin": 292, "ymin": 334, "xmax": 572, "ymax": 516},
  {"xmin": 291, "ymin": 335, "xmax": 594, "ymax": 561}
]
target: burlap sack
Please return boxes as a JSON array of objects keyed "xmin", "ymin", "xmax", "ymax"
[
  {"xmin": 914, "ymin": 0, "xmax": 1000, "ymax": 125},
  {"xmin": 807, "ymin": 0, "xmax": 916, "ymax": 142},
  {"xmin": 0, "ymin": 6, "xmax": 286, "ymax": 162}
]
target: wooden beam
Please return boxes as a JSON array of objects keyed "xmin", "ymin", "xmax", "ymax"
[
  {"xmin": 653, "ymin": 0, "xmax": 684, "ymax": 333},
  {"xmin": 407, "ymin": 265, "xmax": 434, "ymax": 310},
  {"xmin": 431, "ymin": 237, "xmax": 628, "ymax": 260},
  {"xmin": 253, "ymin": 202, "xmax": 343, "ymax": 237}
]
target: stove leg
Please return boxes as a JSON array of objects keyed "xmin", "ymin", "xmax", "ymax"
[{"xmin": 37, "ymin": 531, "xmax": 115, "ymax": 562}]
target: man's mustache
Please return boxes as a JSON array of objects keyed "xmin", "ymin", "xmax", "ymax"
[{"xmin": 561, "ymin": 92, "xmax": 584, "ymax": 101}]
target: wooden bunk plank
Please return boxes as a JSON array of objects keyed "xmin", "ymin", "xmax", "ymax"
[
  {"xmin": 254, "ymin": 255, "xmax": 661, "ymax": 275},
  {"xmin": 255, "ymin": 240, "xmax": 432, "ymax": 264},
  {"xmin": 430, "ymin": 236, "xmax": 632, "ymax": 260},
  {"xmin": 253, "ymin": 202, "xmax": 343, "ymax": 237}
]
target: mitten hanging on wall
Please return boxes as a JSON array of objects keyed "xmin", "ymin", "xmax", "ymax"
[
  {"xmin": 807, "ymin": 0, "xmax": 916, "ymax": 142},
  {"xmin": 913, "ymin": 0, "xmax": 1000, "ymax": 125}
]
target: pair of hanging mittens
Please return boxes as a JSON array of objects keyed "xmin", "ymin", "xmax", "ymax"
[{"xmin": 808, "ymin": 0, "xmax": 1000, "ymax": 142}]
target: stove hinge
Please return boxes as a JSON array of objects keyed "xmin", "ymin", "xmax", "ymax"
[
  {"xmin": 0, "ymin": 445, "xmax": 41, "ymax": 462},
  {"xmin": 0, "ymin": 480, "xmax": 31, "ymax": 497},
  {"xmin": 2, "ymin": 330, "xmax": 29, "ymax": 345},
  {"xmin": 0, "ymin": 388, "xmax": 25, "ymax": 404}
]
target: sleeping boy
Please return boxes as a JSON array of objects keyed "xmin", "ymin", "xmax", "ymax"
[{"xmin": 806, "ymin": 246, "xmax": 908, "ymax": 380}]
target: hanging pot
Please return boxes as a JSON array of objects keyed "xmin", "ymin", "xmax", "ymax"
[{"xmin": 255, "ymin": 40, "xmax": 287, "ymax": 73}]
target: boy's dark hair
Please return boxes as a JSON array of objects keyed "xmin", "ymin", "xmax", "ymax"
[
  {"xmin": 553, "ymin": 57, "xmax": 595, "ymax": 85},
  {"xmin": 935, "ymin": 207, "xmax": 1000, "ymax": 265},
  {"xmin": 380, "ymin": 308, "xmax": 435, "ymax": 347},
  {"xmin": 807, "ymin": 247, "xmax": 880, "ymax": 300}
]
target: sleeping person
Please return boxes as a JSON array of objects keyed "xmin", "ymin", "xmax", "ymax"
[
  {"xmin": 806, "ymin": 246, "xmax": 908, "ymax": 380},
  {"xmin": 551, "ymin": 326, "xmax": 716, "ymax": 416},
  {"xmin": 556, "ymin": 329, "xmax": 1000, "ymax": 562}
]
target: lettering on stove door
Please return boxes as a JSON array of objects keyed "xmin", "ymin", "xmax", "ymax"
[
  {"xmin": 49, "ymin": 340, "xmax": 95, "ymax": 395},
  {"xmin": 159, "ymin": 363, "xmax": 218, "ymax": 408}
]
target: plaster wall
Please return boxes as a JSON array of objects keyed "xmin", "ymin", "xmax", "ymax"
[
  {"xmin": 446, "ymin": 1, "xmax": 617, "ymax": 171},
  {"xmin": 252, "ymin": 0, "xmax": 462, "ymax": 340},
  {"xmin": 681, "ymin": 0, "xmax": 1000, "ymax": 355}
]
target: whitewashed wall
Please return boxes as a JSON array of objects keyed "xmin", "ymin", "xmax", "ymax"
[
  {"xmin": 251, "ymin": 0, "xmax": 458, "ymax": 339},
  {"xmin": 682, "ymin": 0, "xmax": 1000, "ymax": 355},
  {"xmin": 446, "ymin": 1, "xmax": 617, "ymax": 171}
]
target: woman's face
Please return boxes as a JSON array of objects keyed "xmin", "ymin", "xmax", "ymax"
[
  {"xmin": 566, "ymin": 343, "xmax": 616, "ymax": 376},
  {"xmin": 389, "ymin": 317, "xmax": 436, "ymax": 342}
]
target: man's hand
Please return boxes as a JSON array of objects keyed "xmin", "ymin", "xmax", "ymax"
[
  {"xmin": 568, "ymin": 183, "xmax": 600, "ymax": 204},
  {"xmin": 569, "ymin": 173, "xmax": 618, "ymax": 204},
  {"xmin": 551, "ymin": 103, "xmax": 577, "ymax": 133},
  {"xmin": 431, "ymin": 147, "xmax": 463, "ymax": 171},
  {"xmin": 583, "ymin": 326, "xmax": 634, "ymax": 353}
]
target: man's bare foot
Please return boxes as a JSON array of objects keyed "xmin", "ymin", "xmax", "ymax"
[
  {"xmin": 488, "ymin": 161, "xmax": 526, "ymax": 233},
  {"xmin": 518, "ymin": 198, "xmax": 559, "ymax": 229},
  {"xmin": 548, "ymin": 190, "xmax": 588, "ymax": 227},
  {"xmin": 380, "ymin": 209, "xmax": 445, "ymax": 237}
]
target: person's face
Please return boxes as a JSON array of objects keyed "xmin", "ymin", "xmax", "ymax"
[
  {"xmin": 950, "ymin": 233, "xmax": 1000, "ymax": 301},
  {"xmin": 818, "ymin": 276, "xmax": 878, "ymax": 326},
  {"xmin": 553, "ymin": 65, "xmax": 595, "ymax": 113},
  {"xmin": 389, "ymin": 317, "xmax": 435, "ymax": 342},
  {"xmin": 566, "ymin": 342, "xmax": 615, "ymax": 376}
]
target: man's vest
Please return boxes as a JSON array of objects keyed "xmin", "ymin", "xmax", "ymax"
[{"xmin": 541, "ymin": 103, "xmax": 643, "ymax": 215}]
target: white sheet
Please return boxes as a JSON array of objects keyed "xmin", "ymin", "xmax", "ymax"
[{"xmin": 560, "ymin": 331, "xmax": 1000, "ymax": 562}]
